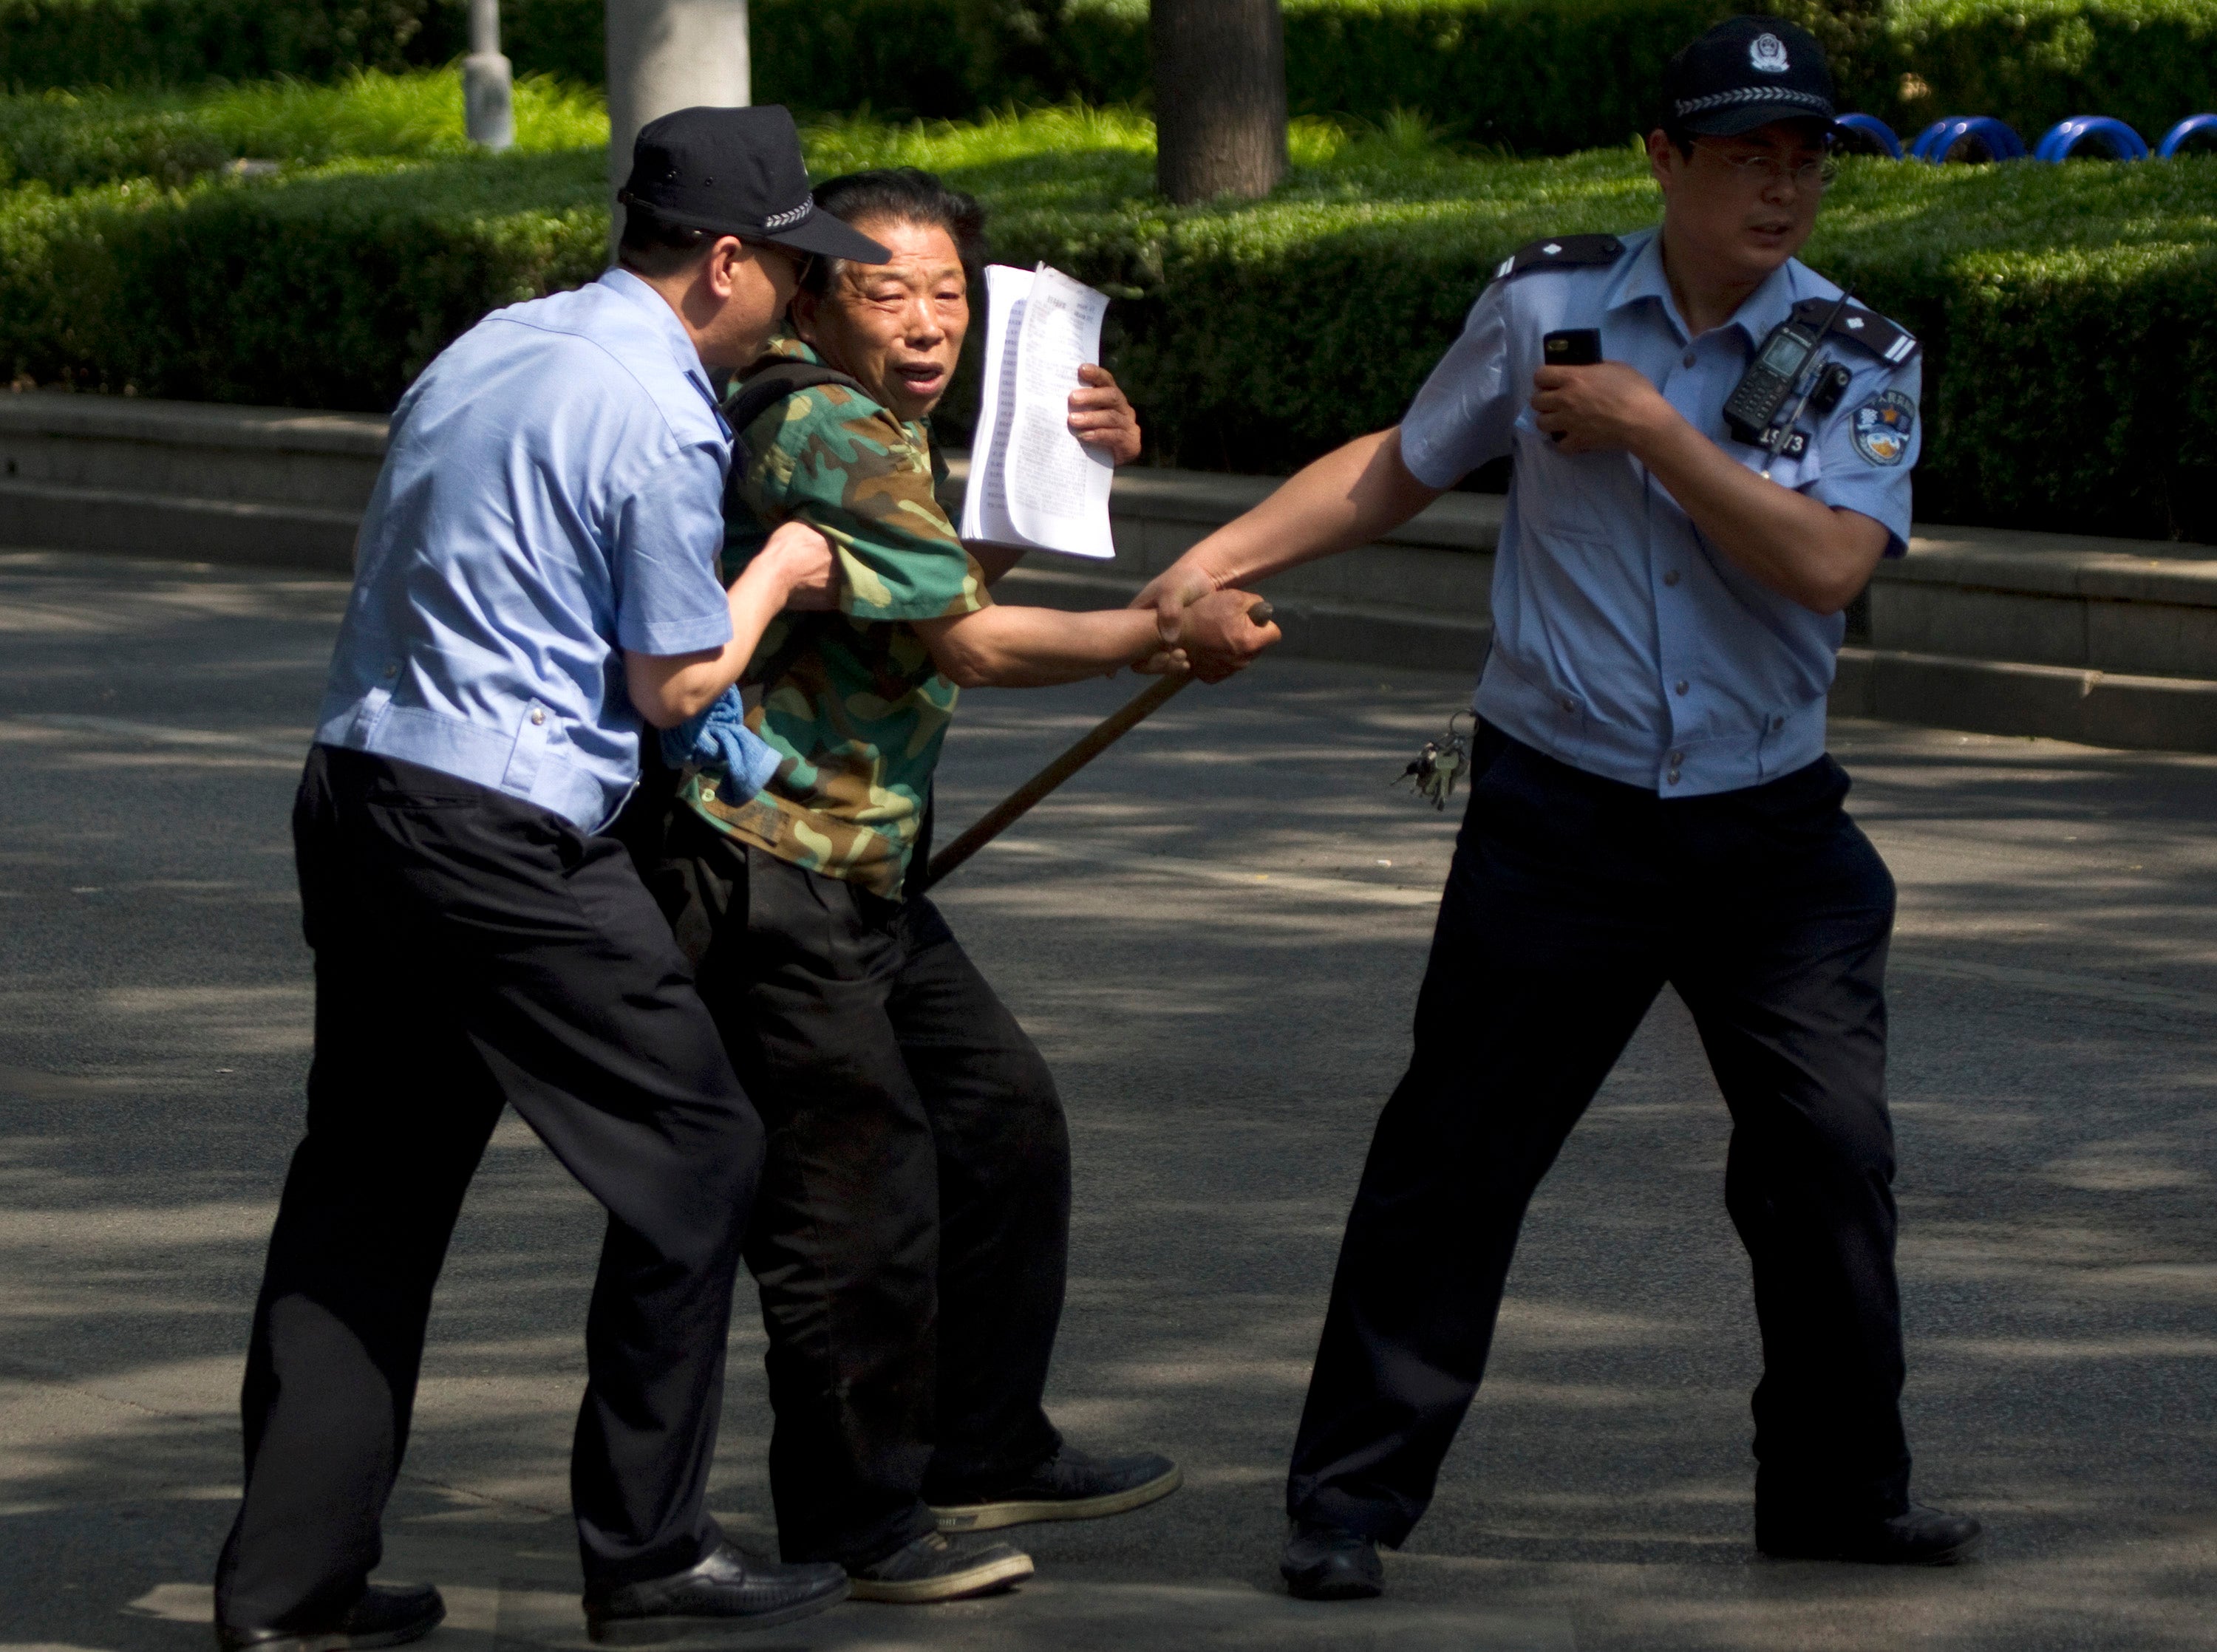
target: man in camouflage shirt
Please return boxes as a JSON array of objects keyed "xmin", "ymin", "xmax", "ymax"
[
  {"xmin": 622, "ymin": 168, "xmax": 1278, "ymax": 1603},
  {"xmin": 678, "ymin": 327, "xmax": 984, "ymax": 898}
]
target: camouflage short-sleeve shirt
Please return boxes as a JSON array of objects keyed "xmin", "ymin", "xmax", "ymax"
[{"xmin": 680, "ymin": 336, "xmax": 990, "ymax": 898}]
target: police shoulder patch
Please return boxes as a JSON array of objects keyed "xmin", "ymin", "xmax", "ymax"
[
  {"xmin": 1850, "ymin": 389, "xmax": 1916, "ymax": 466},
  {"xmin": 1791, "ymin": 297, "xmax": 1919, "ymax": 366},
  {"xmin": 1491, "ymin": 234, "xmax": 1626, "ymax": 283}
]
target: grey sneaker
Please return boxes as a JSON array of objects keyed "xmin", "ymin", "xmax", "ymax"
[
  {"xmin": 928, "ymin": 1445, "xmax": 1182, "ymax": 1533},
  {"xmin": 846, "ymin": 1532, "xmax": 1034, "ymax": 1604}
]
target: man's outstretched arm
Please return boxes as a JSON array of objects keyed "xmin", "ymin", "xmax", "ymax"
[
  {"xmin": 1129, "ymin": 428, "xmax": 1444, "ymax": 645},
  {"xmin": 917, "ymin": 588, "xmax": 1280, "ymax": 689}
]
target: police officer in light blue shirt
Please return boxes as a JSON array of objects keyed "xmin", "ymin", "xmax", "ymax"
[
  {"xmin": 1137, "ymin": 13, "xmax": 1981, "ymax": 1600},
  {"xmin": 214, "ymin": 107, "xmax": 890, "ymax": 1650}
]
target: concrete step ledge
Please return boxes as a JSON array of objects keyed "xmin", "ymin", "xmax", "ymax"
[
  {"xmin": 0, "ymin": 479, "xmax": 358, "ymax": 572},
  {"xmin": 1833, "ymin": 646, "xmax": 2217, "ymax": 753},
  {"xmin": 13, "ymin": 389, "xmax": 2217, "ymax": 751}
]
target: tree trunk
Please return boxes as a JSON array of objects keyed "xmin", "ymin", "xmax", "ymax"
[
  {"xmin": 605, "ymin": 0, "xmax": 752, "ymax": 242},
  {"xmin": 1151, "ymin": 0, "xmax": 1287, "ymax": 204}
]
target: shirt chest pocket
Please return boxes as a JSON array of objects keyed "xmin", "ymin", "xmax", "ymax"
[{"xmin": 1512, "ymin": 412, "xmax": 1642, "ymax": 542}]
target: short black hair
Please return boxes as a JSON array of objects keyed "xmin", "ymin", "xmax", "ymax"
[
  {"xmin": 617, "ymin": 206, "xmax": 715, "ymax": 279},
  {"xmin": 800, "ymin": 168, "xmax": 989, "ymax": 293}
]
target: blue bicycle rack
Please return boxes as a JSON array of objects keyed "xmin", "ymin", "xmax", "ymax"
[
  {"xmin": 2158, "ymin": 114, "xmax": 2217, "ymax": 157},
  {"xmin": 2034, "ymin": 115, "xmax": 2150, "ymax": 160},
  {"xmin": 1910, "ymin": 116, "xmax": 2027, "ymax": 163},
  {"xmin": 1833, "ymin": 113, "xmax": 1903, "ymax": 159}
]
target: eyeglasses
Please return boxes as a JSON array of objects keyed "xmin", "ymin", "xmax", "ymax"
[
  {"xmin": 1692, "ymin": 141, "xmax": 1838, "ymax": 190},
  {"xmin": 744, "ymin": 239, "xmax": 816, "ymax": 286}
]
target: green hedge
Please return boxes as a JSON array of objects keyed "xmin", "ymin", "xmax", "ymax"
[
  {"xmin": 1885, "ymin": 0, "xmax": 2217, "ymax": 143},
  {"xmin": 0, "ymin": 0, "xmax": 443, "ymax": 89},
  {"xmin": 0, "ymin": 152, "xmax": 603, "ymax": 406},
  {"xmin": 7, "ymin": 0, "xmax": 2216, "ymax": 156},
  {"xmin": 4, "ymin": 115, "xmax": 2213, "ymax": 539}
]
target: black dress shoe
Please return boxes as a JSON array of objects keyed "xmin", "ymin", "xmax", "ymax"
[
  {"xmin": 927, "ymin": 1444, "xmax": 1182, "ymax": 1533},
  {"xmin": 216, "ymin": 1582, "xmax": 444, "ymax": 1652},
  {"xmin": 1281, "ymin": 1521, "xmax": 1383, "ymax": 1601},
  {"xmin": 1758, "ymin": 1502, "xmax": 1984, "ymax": 1566},
  {"xmin": 583, "ymin": 1540, "xmax": 850, "ymax": 1644}
]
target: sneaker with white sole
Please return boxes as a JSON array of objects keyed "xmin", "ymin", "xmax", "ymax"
[
  {"xmin": 929, "ymin": 1444, "xmax": 1182, "ymax": 1534},
  {"xmin": 845, "ymin": 1532, "xmax": 1034, "ymax": 1604}
]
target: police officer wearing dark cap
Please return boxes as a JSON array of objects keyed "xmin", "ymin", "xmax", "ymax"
[
  {"xmin": 212, "ymin": 107, "xmax": 888, "ymax": 1649},
  {"xmin": 1134, "ymin": 15, "xmax": 1981, "ymax": 1599}
]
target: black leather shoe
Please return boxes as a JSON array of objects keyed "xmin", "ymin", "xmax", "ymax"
[
  {"xmin": 1281, "ymin": 1521, "xmax": 1383, "ymax": 1602},
  {"xmin": 928, "ymin": 1444, "xmax": 1182, "ymax": 1533},
  {"xmin": 846, "ymin": 1532, "xmax": 1035, "ymax": 1603},
  {"xmin": 215, "ymin": 1582, "xmax": 444, "ymax": 1652},
  {"xmin": 584, "ymin": 1541, "xmax": 850, "ymax": 1643},
  {"xmin": 1758, "ymin": 1502, "xmax": 1984, "ymax": 1566}
]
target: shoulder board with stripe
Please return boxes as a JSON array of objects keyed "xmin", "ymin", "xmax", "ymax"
[
  {"xmin": 1790, "ymin": 297, "xmax": 1919, "ymax": 366},
  {"xmin": 1490, "ymin": 234, "xmax": 1625, "ymax": 282}
]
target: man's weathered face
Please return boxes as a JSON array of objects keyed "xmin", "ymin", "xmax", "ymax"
[
  {"xmin": 791, "ymin": 219, "xmax": 970, "ymax": 425},
  {"xmin": 1647, "ymin": 119, "xmax": 1831, "ymax": 287}
]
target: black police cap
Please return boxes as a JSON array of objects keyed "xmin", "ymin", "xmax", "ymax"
[
  {"xmin": 1662, "ymin": 16, "xmax": 1838, "ymax": 138},
  {"xmin": 619, "ymin": 105, "xmax": 890, "ymax": 263}
]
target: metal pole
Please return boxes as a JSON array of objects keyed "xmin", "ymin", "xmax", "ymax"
[
  {"xmin": 913, "ymin": 600, "xmax": 1277, "ymax": 897},
  {"xmin": 915, "ymin": 675, "xmax": 1193, "ymax": 897},
  {"xmin": 463, "ymin": 0, "xmax": 515, "ymax": 151},
  {"xmin": 605, "ymin": 0, "xmax": 752, "ymax": 245}
]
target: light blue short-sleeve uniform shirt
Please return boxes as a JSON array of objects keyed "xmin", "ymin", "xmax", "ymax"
[
  {"xmin": 1400, "ymin": 228, "xmax": 1921, "ymax": 797},
  {"xmin": 315, "ymin": 267, "xmax": 736, "ymax": 830}
]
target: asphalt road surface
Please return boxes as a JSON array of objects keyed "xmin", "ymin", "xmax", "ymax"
[{"xmin": 3, "ymin": 550, "xmax": 2213, "ymax": 1651}]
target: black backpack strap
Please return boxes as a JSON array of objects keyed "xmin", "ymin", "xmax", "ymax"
[
  {"xmin": 723, "ymin": 359, "xmax": 870, "ymax": 440},
  {"xmin": 1488, "ymin": 233, "xmax": 1626, "ymax": 284},
  {"xmin": 1790, "ymin": 297, "xmax": 1919, "ymax": 366}
]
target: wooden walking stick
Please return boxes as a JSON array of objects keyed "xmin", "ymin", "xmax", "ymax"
[{"xmin": 913, "ymin": 600, "xmax": 1273, "ymax": 896}]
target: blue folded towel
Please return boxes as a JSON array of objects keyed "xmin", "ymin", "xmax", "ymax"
[{"xmin": 661, "ymin": 686, "xmax": 783, "ymax": 802}]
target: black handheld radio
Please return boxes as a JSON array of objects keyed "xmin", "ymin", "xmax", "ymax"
[
  {"xmin": 1723, "ymin": 287, "xmax": 1856, "ymax": 474},
  {"xmin": 1543, "ymin": 328, "xmax": 1602, "ymax": 367},
  {"xmin": 1540, "ymin": 330, "xmax": 1603, "ymax": 442}
]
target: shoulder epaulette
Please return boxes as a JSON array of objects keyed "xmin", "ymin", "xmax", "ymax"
[
  {"xmin": 1490, "ymin": 234, "xmax": 1625, "ymax": 283},
  {"xmin": 1791, "ymin": 297, "xmax": 1918, "ymax": 366}
]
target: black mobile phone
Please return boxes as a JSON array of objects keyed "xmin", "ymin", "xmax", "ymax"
[{"xmin": 1543, "ymin": 328, "xmax": 1602, "ymax": 366}]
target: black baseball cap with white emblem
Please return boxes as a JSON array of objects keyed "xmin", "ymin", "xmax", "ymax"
[
  {"xmin": 619, "ymin": 105, "xmax": 890, "ymax": 262},
  {"xmin": 1661, "ymin": 15, "xmax": 1839, "ymax": 138}
]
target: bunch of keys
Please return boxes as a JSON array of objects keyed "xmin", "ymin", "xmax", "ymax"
[{"xmin": 1395, "ymin": 711, "xmax": 1472, "ymax": 810}]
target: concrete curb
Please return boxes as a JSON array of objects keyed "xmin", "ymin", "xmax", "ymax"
[
  {"xmin": 8, "ymin": 389, "xmax": 2217, "ymax": 751},
  {"xmin": 1833, "ymin": 647, "xmax": 2217, "ymax": 754}
]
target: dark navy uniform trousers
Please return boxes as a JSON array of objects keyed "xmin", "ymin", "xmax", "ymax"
[
  {"xmin": 1287, "ymin": 723, "xmax": 1912, "ymax": 1545},
  {"xmin": 217, "ymin": 746, "xmax": 763, "ymax": 1628}
]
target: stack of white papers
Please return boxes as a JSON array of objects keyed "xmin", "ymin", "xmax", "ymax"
[{"xmin": 961, "ymin": 263, "xmax": 1116, "ymax": 562}]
